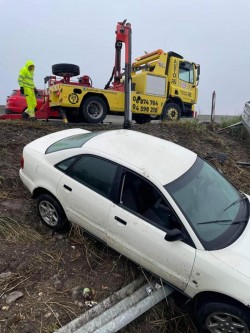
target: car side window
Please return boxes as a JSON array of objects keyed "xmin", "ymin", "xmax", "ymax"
[
  {"xmin": 67, "ymin": 155, "xmax": 118, "ymax": 199},
  {"xmin": 120, "ymin": 172, "xmax": 179, "ymax": 230}
]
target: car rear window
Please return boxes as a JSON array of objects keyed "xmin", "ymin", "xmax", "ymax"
[{"xmin": 45, "ymin": 132, "xmax": 102, "ymax": 154}]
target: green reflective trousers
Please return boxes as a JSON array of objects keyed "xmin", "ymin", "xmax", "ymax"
[{"xmin": 24, "ymin": 87, "xmax": 37, "ymax": 117}]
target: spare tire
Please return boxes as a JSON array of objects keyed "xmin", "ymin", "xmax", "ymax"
[{"xmin": 52, "ymin": 63, "xmax": 80, "ymax": 77}]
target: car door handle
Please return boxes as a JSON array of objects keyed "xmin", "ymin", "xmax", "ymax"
[
  {"xmin": 115, "ymin": 216, "xmax": 127, "ymax": 225},
  {"xmin": 63, "ymin": 184, "xmax": 72, "ymax": 192}
]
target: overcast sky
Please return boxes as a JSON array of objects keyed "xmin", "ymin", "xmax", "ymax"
[{"xmin": 1, "ymin": 0, "xmax": 249, "ymax": 115}]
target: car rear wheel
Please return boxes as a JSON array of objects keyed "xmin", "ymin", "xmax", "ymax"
[
  {"xmin": 195, "ymin": 301, "xmax": 250, "ymax": 333},
  {"xmin": 81, "ymin": 96, "xmax": 107, "ymax": 123},
  {"xmin": 37, "ymin": 194, "xmax": 69, "ymax": 232},
  {"xmin": 52, "ymin": 63, "xmax": 80, "ymax": 77}
]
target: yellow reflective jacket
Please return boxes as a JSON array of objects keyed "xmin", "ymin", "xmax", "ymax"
[{"xmin": 18, "ymin": 60, "xmax": 35, "ymax": 88}]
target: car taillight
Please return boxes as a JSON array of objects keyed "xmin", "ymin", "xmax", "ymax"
[{"xmin": 20, "ymin": 156, "xmax": 24, "ymax": 169}]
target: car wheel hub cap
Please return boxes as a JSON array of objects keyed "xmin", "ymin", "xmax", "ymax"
[
  {"xmin": 88, "ymin": 103, "xmax": 103, "ymax": 118},
  {"xmin": 206, "ymin": 312, "xmax": 248, "ymax": 333},
  {"xmin": 39, "ymin": 201, "xmax": 58, "ymax": 226}
]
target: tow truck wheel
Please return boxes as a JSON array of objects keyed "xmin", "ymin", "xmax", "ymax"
[
  {"xmin": 162, "ymin": 102, "xmax": 181, "ymax": 121},
  {"xmin": 65, "ymin": 109, "xmax": 84, "ymax": 123},
  {"xmin": 133, "ymin": 114, "xmax": 151, "ymax": 124},
  {"xmin": 81, "ymin": 96, "xmax": 107, "ymax": 123},
  {"xmin": 52, "ymin": 63, "xmax": 80, "ymax": 77}
]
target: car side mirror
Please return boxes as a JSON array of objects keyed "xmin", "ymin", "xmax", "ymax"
[{"xmin": 164, "ymin": 228, "xmax": 183, "ymax": 242}]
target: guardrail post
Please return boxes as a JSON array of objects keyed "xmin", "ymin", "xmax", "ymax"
[{"xmin": 211, "ymin": 90, "xmax": 216, "ymax": 122}]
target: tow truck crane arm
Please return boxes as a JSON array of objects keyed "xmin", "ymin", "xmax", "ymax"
[
  {"xmin": 106, "ymin": 19, "xmax": 132, "ymax": 128},
  {"xmin": 105, "ymin": 20, "xmax": 132, "ymax": 90}
]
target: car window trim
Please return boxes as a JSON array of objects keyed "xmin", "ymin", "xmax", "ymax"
[{"xmin": 119, "ymin": 174, "xmax": 126, "ymax": 204}]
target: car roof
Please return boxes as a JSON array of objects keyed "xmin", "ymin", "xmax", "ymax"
[
  {"xmin": 27, "ymin": 128, "xmax": 197, "ymax": 185},
  {"xmin": 83, "ymin": 129, "xmax": 197, "ymax": 184}
]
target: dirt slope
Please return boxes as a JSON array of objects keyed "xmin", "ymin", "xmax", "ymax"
[{"xmin": 0, "ymin": 120, "xmax": 249, "ymax": 333}]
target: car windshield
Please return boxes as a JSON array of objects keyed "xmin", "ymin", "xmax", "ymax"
[
  {"xmin": 46, "ymin": 132, "xmax": 102, "ymax": 154},
  {"xmin": 165, "ymin": 157, "xmax": 249, "ymax": 250}
]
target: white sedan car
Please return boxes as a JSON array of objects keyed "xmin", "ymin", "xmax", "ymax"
[{"xmin": 20, "ymin": 128, "xmax": 250, "ymax": 333}]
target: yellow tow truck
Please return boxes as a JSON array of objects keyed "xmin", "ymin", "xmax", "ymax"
[{"xmin": 48, "ymin": 20, "xmax": 200, "ymax": 124}]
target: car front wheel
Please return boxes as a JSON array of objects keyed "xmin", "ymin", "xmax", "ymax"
[
  {"xmin": 195, "ymin": 302, "xmax": 250, "ymax": 333},
  {"xmin": 37, "ymin": 194, "xmax": 69, "ymax": 232}
]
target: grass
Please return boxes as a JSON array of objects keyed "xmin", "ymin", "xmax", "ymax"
[
  {"xmin": 162, "ymin": 118, "xmax": 204, "ymax": 130},
  {"xmin": 220, "ymin": 115, "xmax": 242, "ymax": 127},
  {"xmin": 0, "ymin": 217, "xmax": 43, "ymax": 243},
  {"xmin": 0, "ymin": 272, "xmax": 30, "ymax": 298},
  {"xmin": 34, "ymin": 250, "xmax": 65, "ymax": 267},
  {"xmin": 219, "ymin": 116, "xmax": 250, "ymax": 142},
  {"xmin": 0, "ymin": 176, "xmax": 23, "ymax": 199}
]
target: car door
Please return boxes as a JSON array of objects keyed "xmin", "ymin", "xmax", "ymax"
[
  {"xmin": 56, "ymin": 154, "xmax": 118, "ymax": 242},
  {"xmin": 107, "ymin": 170, "xmax": 196, "ymax": 290}
]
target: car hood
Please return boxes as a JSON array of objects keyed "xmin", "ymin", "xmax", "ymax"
[
  {"xmin": 25, "ymin": 128, "xmax": 90, "ymax": 154},
  {"xmin": 211, "ymin": 194, "xmax": 250, "ymax": 279}
]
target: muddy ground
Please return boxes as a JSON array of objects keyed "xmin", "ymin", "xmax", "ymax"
[{"xmin": 0, "ymin": 118, "xmax": 249, "ymax": 333}]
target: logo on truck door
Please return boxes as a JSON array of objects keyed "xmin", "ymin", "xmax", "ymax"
[
  {"xmin": 68, "ymin": 93, "xmax": 79, "ymax": 104},
  {"xmin": 171, "ymin": 59, "xmax": 178, "ymax": 85}
]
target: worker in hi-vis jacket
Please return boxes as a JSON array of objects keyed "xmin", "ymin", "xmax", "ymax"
[{"xmin": 18, "ymin": 60, "xmax": 38, "ymax": 120}]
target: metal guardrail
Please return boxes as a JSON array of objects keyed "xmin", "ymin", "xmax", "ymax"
[{"xmin": 55, "ymin": 276, "xmax": 173, "ymax": 333}]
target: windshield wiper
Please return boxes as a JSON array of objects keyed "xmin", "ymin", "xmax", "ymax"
[
  {"xmin": 197, "ymin": 219, "xmax": 231, "ymax": 225},
  {"xmin": 197, "ymin": 219, "xmax": 248, "ymax": 225},
  {"xmin": 224, "ymin": 196, "xmax": 248, "ymax": 212}
]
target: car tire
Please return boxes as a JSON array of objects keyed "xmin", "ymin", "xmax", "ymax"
[
  {"xmin": 65, "ymin": 109, "xmax": 84, "ymax": 123},
  {"xmin": 195, "ymin": 301, "xmax": 250, "ymax": 333},
  {"xmin": 133, "ymin": 114, "xmax": 151, "ymax": 124},
  {"xmin": 81, "ymin": 96, "xmax": 107, "ymax": 123},
  {"xmin": 161, "ymin": 102, "xmax": 181, "ymax": 121},
  {"xmin": 52, "ymin": 63, "xmax": 80, "ymax": 77},
  {"xmin": 37, "ymin": 194, "xmax": 69, "ymax": 232}
]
